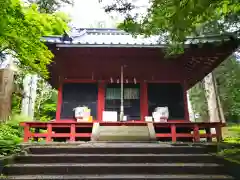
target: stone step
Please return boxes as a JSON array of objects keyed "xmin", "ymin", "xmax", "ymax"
[
  {"xmin": 6, "ymin": 174, "xmax": 235, "ymax": 180},
  {"xmin": 14, "ymin": 154, "xmax": 218, "ymax": 164},
  {"xmin": 4, "ymin": 163, "xmax": 226, "ymax": 175},
  {"xmin": 28, "ymin": 146, "xmax": 211, "ymax": 155},
  {"xmin": 92, "ymin": 125, "xmax": 153, "ymax": 141}
]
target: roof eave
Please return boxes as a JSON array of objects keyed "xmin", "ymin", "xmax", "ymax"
[{"xmin": 56, "ymin": 43, "xmax": 167, "ymax": 48}]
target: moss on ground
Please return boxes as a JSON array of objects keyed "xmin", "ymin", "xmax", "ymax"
[{"xmin": 217, "ymin": 125, "xmax": 240, "ymax": 163}]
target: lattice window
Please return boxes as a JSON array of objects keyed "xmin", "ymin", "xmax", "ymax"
[
  {"xmin": 106, "ymin": 88, "xmax": 121, "ymax": 100},
  {"xmin": 124, "ymin": 88, "xmax": 139, "ymax": 99}
]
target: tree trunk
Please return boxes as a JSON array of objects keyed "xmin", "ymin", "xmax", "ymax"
[
  {"xmin": 212, "ymin": 73, "xmax": 225, "ymax": 123},
  {"xmin": 204, "ymin": 72, "xmax": 220, "ymax": 123},
  {"xmin": 21, "ymin": 75, "xmax": 31, "ymax": 116},
  {"xmin": 28, "ymin": 75, "xmax": 38, "ymax": 119},
  {"xmin": 0, "ymin": 69, "xmax": 14, "ymax": 121}
]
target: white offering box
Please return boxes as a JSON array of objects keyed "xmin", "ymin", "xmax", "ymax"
[
  {"xmin": 102, "ymin": 111, "xmax": 118, "ymax": 122},
  {"xmin": 145, "ymin": 116, "xmax": 153, "ymax": 122},
  {"xmin": 153, "ymin": 107, "xmax": 169, "ymax": 122}
]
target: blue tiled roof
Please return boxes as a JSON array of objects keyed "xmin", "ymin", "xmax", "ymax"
[{"xmin": 42, "ymin": 28, "xmax": 232, "ymax": 48}]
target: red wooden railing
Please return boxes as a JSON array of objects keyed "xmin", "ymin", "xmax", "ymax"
[
  {"xmin": 20, "ymin": 121, "xmax": 94, "ymax": 142},
  {"xmin": 153, "ymin": 122, "xmax": 224, "ymax": 142},
  {"xmin": 20, "ymin": 121, "xmax": 224, "ymax": 143}
]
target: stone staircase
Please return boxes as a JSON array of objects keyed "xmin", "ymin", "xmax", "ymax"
[{"xmin": 3, "ymin": 143, "xmax": 237, "ymax": 179}]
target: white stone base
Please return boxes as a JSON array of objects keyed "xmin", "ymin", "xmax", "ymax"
[{"xmin": 91, "ymin": 123, "xmax": 156, "ymax": 141}]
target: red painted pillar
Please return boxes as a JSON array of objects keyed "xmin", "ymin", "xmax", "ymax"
[
  {"xmin": 23, "ymin": 124, "xmax": 30, "ymax": 142},
  {"xmin": 70, "ymin": 124, "xmax": 76, "ymax": 141},
  {"xmin": 171, "ymin": 124, "xmax": 177, "ymax": 142},
  {"xmin": 46, "ymin": 124, "xmax": 52, "ymax": 142},
  {"xmin": 193, "ymin": 124, "xmax": 200, "ymax": 142},
  {"xmin": 55, "ymin": 83, "xmax": 63, "ymax": 121},
  {"xmin": 140, "ymin": 81, "xmax": 148, "ymax": 121},
  {"xmin": 183, "ymin": 81, "xmax": 190, "ymax": 121},
  {"xmin": 97, "ymin": 81, "xmax": 105, "ymax": 121}
]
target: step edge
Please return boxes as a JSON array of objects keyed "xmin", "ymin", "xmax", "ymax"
[
  {"xmin": 6, "ymin": 174, "xmax": 235, "ymax": 178},
  {"xmin": 17, "ymin": 154, "xmax": 212, "ymax": 157},
  {"xmin": 6, "ymin": 163, "xmax": 223, "ymax": 167}
]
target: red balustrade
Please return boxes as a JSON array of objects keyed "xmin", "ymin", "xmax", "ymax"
[{"xmin": 20, "ymin": 121, "xmax": 224, "ymax": 143}]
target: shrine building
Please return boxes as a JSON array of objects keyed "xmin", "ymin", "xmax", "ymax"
[{"xmin": 21, "ymin": 28, "xmax": 239, "ymax": 142}]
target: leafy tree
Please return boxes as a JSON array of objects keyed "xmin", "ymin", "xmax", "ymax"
[
  {"xmin": 189, "ymin": 82, "xmax": 209, "ymax": 122},
  {"xmin": 189, "ymin": 57, "xmax": 240, "ymax": 123},
  {"xmin": 34, "ymin": 79, "xmax": 57, "ymax": 121},
  {"xmin": 28, "ymin": 0, "xmax": 73, "ymax": 13},
  {"xmin": 0, "ymin": 0, "xmax": 69, "ymax": 120},
  {"xmin": 214, "ymin": 57, "xmax": 240, "ymax": 123},
  {"xmin": 104, "ymin": 0, "xmax": 240, "ymax": 53},
  {"xmin": 0, "ymin": 0, "xmax": 70, "ymax": 78}
]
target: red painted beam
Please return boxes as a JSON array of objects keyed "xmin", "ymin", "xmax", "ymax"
[
  {"xmin": 63, "ymin": 79, "xmax": 97, "ymax": 83},
  {"xmin": 31, "ymin": 133, "xmax": 92, "ymax": 138}
]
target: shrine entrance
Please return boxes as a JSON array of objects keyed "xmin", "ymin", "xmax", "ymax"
[{"xmin": 105, "ymin": 83, "xmax": 140, "ymax": 121}]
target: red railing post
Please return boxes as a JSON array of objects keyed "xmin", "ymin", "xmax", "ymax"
[
  {"xmin": 23, "ymin": 124, "xmax": 30, "ymax": 142},
  {"xmin": 46, "ymin": 124, "xmax": 52, "ymax": 142},
  {"xmin": 70, "ymin": 124, "xmax": 76, "ymax": 141},
  {"xmin": 193, "ymin": 125, "xmax": 200, "ymax": 142},
  {"xmin": 171, "ymin": 124, "xmax": 177, "ymax": 142}
]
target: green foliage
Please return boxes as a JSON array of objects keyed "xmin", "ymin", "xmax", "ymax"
[
  {"xmin": 28, "ymin": 0, "xmax": 73, "ymax": 13},
  {"xmin": 11, "ymin": 92, "xmax": 22, "ymax": 114},
  {"xmin": 1, "ymin": 0, "xmax": 70, "ymax": 157},
  {"xmin": 218, "ymin": 125, "xmax": 240, "ymax": 163},
  {"xmin": 223, "ymin": 125, "xmax": 240, "ymax": 143},
  {"xmin": 105, "ymin": 0, "xmax": 240, "ymax": 53},
  {"xmin": 189, "ymin": 57, "xmax": 240, "ymax": 123},
  {"xmin": 0, "ymin": 0, "xmax": 70, "ymax": 78},
  {"xmin": 218, "ymin": 148, "xmax": 240, "ymax": 163},
  {"xmin": 34, "ymin": 79, "xmax": 57, "ymax": 121},
  {"xmin": 189, "ymin": 81, "xmax": 209, "ymax": 122},
  {"xmin": 0, "ymin": 115, "xmax": 31, "ymax": 156},
  {"xmin": 214, "ymin": 58, "xmax": 240, "ymax": 123},
  {"xmin": 3, "ymin": 0, "xmax": 69, "ymax": 119},
  {"xmin": 11, "ymin": 71, "xmax": 25, "ymax": 114}
]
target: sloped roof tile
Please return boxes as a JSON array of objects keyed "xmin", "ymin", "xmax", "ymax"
[{"xmin": 42, "ymin": 28, "xmax": 233, "ymax": 48}]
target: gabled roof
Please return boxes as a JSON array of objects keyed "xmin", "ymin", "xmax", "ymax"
[
  {"xmin": 42, "ymin": 28, "xmax": 234, "ymax": 48},
  {"xmin": 45, "ymin": 28, "xmax": 239, "ymax": 89}
]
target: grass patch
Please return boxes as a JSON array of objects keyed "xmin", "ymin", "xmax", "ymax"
[
  {"xmin": 223, "ymin": 125, "xmax": 240, "ymax": 143},
  {"xmin": 217, "ymin": 125, "xmax": 240, "ymax": 163},
  {"xmin": 0, "ymin": 115, "xmax": 31, "ymax": 156},
  {"xmin": 217, "ymin": 148, "xmax": 240, "ymax": 163},
  {"xmin": 0, "ymin": 174, "xmax": 7, "ymax": 179}
]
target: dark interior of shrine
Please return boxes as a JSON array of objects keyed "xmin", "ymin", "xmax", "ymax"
[
  {"xmin": 60, "ymin": 82, "xmax": 185, "ymax": 121},
  {"xmin": 148, "ymin": 83, "xmax": 185, "ymax": 120},
  {"xmin": 61, "ymin": 83, "xmax": 98, "ymax": 119}
]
